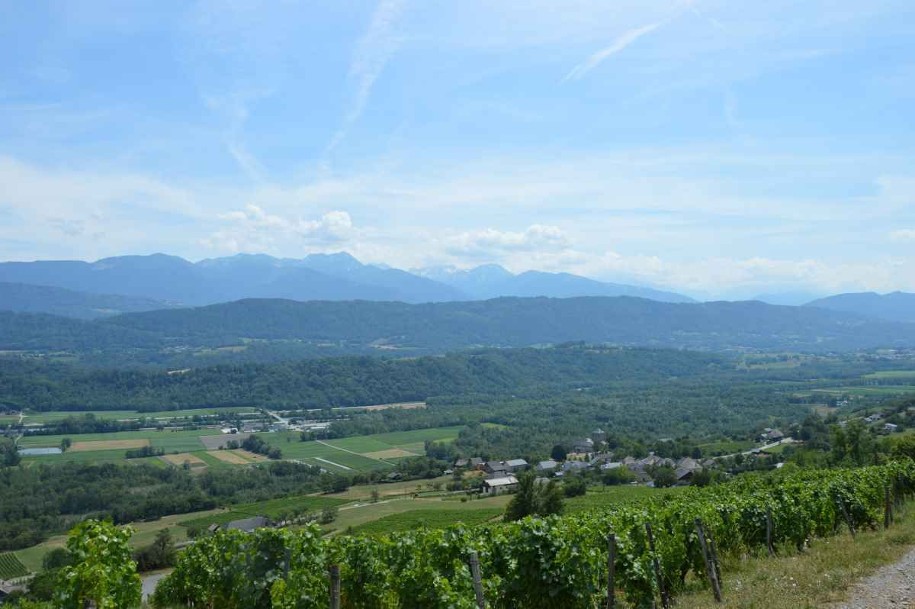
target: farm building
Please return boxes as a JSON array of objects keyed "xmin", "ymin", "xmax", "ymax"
[
  {"xmin": 225, "ymin": 516, "xmax": 271, "ymax": 533},
  {"xmin": 505, "ymin": 458, "xmax": 529, "ymax": 472},
  {"xmin": 483, "ymin": 476, "xmax": 519, "ymax": 495},
  {"xmin": 484, "ymin": 461, "xmax": 511, "ymax": 476},
  {"xmin": 536, "ymin": 459, "xmax": 558, "ymax": 472}
]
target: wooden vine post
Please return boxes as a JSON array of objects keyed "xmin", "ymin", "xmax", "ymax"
[
  {"xmin": 329, "ymin": 564, "xmax": 341, "ymax": 609},
  {"xmin": 836, "ymin": 497, "xmax": 856, "ymax": 538},
  {"xmin": 885, "ymin": 485, "xmax": 894, "ymax": 529},
  {"xmin": 765, "ymin": 508, "xmax": 775, "ymax": 556},
  {"xmin": 645, "ymin": 523, "xmax": 670, "ymax": 609},
  {"xmin": 468, "ymin": 550, "xmax": 486, "ymax": 609},
  {"xmin": 694, "ymin": 519, "xmax": 723, "ymax": 603},
  {"xmin": 606, "ymin": 533, "xmax": 617, "ymax": 609}
]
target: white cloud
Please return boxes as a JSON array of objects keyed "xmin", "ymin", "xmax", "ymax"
[
  {"xmin": 445, "ymin": 225, "xmax": 570, "ymax": 258},
  {"xmin": 203, "ymin": 205, "xmax": 355, "ymax": 253},
  {"xmin": 891, "ymin": 229, "xmax": 915, "ymax": 241},
  {"xmin": 328, "ymin": 0, "xmax": 406, "ymax": 151},
  {"xmin": 562, "ymin": 22, "xmax": 662, "ymax": 82}
]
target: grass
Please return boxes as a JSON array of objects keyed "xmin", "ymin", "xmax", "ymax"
[
  {"xmin": 675, "ymin": 503, "xmax": 915, "ymax": 609},
  {"xmin": 863, "ymin": 370, "xmax": 915, "ymax": 379},
  {"xmin": 325, "ymin": 494, "xmax": 512, "ymax": 534},
  {"xmin": 564, "ymin": 485, "xmax": 683, "ymax": 513},
  {"xmin": 812, "ymin": 386, "xmax": 915, "ymax": 397},
  {"xmin": 177, "ymin": 495, "xmax": 348, "ymax": 530},
  {"xmin": 351, "ymin": 507, "xmax": 503, "ymax": 535}
]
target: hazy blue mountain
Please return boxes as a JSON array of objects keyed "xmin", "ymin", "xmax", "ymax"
[
  {"xmin": 300, "ymin": 253, "xmax": 466, "ymax": 302},
  {"xmin": 806, "ymin": 292, "xmax": 915, "ymax": 323},
  {"xmin": 753, "ymin": 291, "xmax": 827, "ymax": 306},
  {"xmin": 0, "ymin": 253, "xmax": 696, "ymax": 307},
  {"xmin": 98, "ymin": 296, "xmax": 915, "ymax": 354},
  {"xmin": 418, "ymin": 264, "xmax": 693, "ymax": 303},
  {"xmin": 0, "ymin": 253, "xmax": 459, "ymax": 306},
  {"xmin": 0, "ymin": 282, "xmax": 175, "ymax": 319}
]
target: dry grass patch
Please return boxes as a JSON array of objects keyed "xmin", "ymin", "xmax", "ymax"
[
  {"xmin": 363, "ymin": 448, "xmax": 416, "ymax": 459},
  {"xmin": 235, "ymin": 449, "xmax": 269, "ymax": 462},
  {"xmin": 675, "ymin": 505, "xmax": 915, "ymax": 609},
  {"xmin": 207, "ymin": 450, "xmax": 252, "ymax": 464},
  {"xmin": 70, "ymin": 439, "xmax": 149, "ymax": 452},
  {"xmin": 160, "ymin": 453, "xmax": 207, "ymax": 468}
]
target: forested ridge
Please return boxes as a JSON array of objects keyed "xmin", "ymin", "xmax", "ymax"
[
  {"xmin": 0, "ymin": 346, "xmax": 724, "ymax": 411},
  {"xmin": 2, "ymin": 296, "xmax": 915, "ymax": 364}
]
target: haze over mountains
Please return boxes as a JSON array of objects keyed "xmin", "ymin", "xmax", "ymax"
[
  {"xmin": 0, "ymin": 253, "xmax": 692, "ymax": 314},
  {"xmin": 0, "ymin": 253, "xmax": 913, "ymax": 361},
  {"xmin": 806, "ymin": 292, "xmax": 915, "ymax": 324}
]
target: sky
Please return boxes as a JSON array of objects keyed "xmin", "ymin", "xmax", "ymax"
[{"xmin": 1, "ymin": 0, "xmax": 914, "ymax": 299}]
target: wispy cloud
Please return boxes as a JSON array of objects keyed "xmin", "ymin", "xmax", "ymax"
[
  {"xmin": 328, "ymin": 0, "xmax": 406, "ymax": 152},
  {"xmin": 562, "ymin": 22, "xmax": 662, "ymax": 82}
]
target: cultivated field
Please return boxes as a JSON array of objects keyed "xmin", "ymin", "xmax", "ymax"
[
  {"xmin": 207, "ymin": 450, "xmax": 252, "ymax": 464},
  {"xmin": 71, "ymin": 439, "xmax": 149, "ymax": 452},
  {"xmin": 160, "ymin": 452, "xmax": 207, "ymax": 468},
  {"xmin": 0, "ymin": 552, "xmax": 28, "ymax": 579}
]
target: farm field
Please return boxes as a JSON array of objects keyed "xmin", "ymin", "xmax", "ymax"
[
  {"xmin": 255, "ymin": 426, "xmax": 464, "ymax": 472},
  {"xmin": 811, "ymin": 385, "xmax": 915, "ymax": 397},
  {"xmin": 324, "ymin": 494, "xmax": 513, "ymax": 534},
  {"xmin": 0, "ymin": 551, "xmax": 28, "ymax": 579},
  {"xmin": 351, "ymin": 506, "xmax": 504, "ymax": 535},
  {"xmin": 17, "ymin": 425, "xmax": 465, "ymax": 472},
  {"xmin": 4, "ymin": 407, "xmax": 258, "ymax": 425},
  {"xmin": 863, "ymin": 370, "xmax": 915, "ymax": 379},
  {"xmin": 564, "ymin": 485, "xmax": 683, "ymax": 513}
]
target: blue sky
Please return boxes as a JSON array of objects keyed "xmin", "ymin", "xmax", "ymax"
[{"xmin": 1, "ymin": 0, "xmax": 914, "ymax": 298}]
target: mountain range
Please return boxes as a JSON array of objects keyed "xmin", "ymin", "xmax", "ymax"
[
  {"xmin": 2, "ymin": 296, "xmax": 914, "ymax": 365},
  {"xmin": 805, "ymin": 292, "xmax": 915, "ymax": 324},
  {"xmin": 0, "ymin": 253, "xmax": 692, "ymax": 315}
]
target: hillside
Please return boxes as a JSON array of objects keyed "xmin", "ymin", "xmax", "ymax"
[
  {"xmin": 806, "ymin": 292, "xmax": 915, "ymax": 323},
  {"xmin": 0, "ymin": 282, "xmax": 175, "ymax": 319},
  {"xmin": 103, "ymin": 296, "xmax": 915, "ymax": 353},
  {"xmin": 0, "ymin": 345, "xmax": 723, "ymax": 411}
]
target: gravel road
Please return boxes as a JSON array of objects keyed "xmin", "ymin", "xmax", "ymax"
[{"xmin": 837, "ymin": 546, "xmax": 915, "ymax": 608}]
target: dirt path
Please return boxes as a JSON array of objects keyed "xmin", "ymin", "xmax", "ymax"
[{"xmin": 837, "ymin": 546, "xmax": 915, "ymax": 608}]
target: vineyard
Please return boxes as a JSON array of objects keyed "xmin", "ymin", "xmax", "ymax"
[
  {"xmin": 153, "ymin": 462, "xmax": 915, "ymax": 609},
  {"xmin": 0, "ymin": 551, "xmax": 28, "ymax": 580}
]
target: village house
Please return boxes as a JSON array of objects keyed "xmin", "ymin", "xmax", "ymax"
[
  {"xmin": 483, "ymin": 461, "xmax": 511, "ymax": 476},
  {"xmin": 505, "ymin": 458, "xmax": 529, "ymax": 472},
  {"xmin": 573, "ymin": 438, "xmax": 595, "ymax": 453},
  {"xmin": 536, "ymin": 459, "xmax": 559, "ymax": 473},
  {"xmin": 483, "ymin": 476, "xmax": 519, "ymax": 495}
]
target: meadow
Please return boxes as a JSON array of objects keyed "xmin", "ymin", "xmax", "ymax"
[{"xmin": 15, "ymin": 425, "xmax": 465, "ymax": 474}]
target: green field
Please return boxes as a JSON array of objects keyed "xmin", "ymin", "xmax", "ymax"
[
  {"xmin": 564, "ymin": 485, "xmax": 683, "ymax": 513},
  {"xmin": 863, "ymin": 371, "xmax": 915, "ymax": 379},
  {"xmin": 177, "ymin": 494, "xmax": 349, "ymax": 530},
  {"xmin": 351, "ymin": 507, "xmax": 503, "ymax": 535},
  {"xmin": 812, "ymin": 386, "xmax": 915, "ymax": 397},
  {"xmin": 0, "ymin": 551, "xmax": 28, "ymax": 579},
  {"xmin": 15, "ymin": 425, "xmax": 465, "ymax": 474},
  {"xmin": 6, "ymin": 407, "xmax": 258, "ymax": 425},
  {"xmin": 255, "ymin": 426, "xmax": 464, "ymax": 472}
]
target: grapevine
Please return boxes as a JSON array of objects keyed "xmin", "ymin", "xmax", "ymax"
[{"xmin": 153, "ymin": 461, "xmax": 915, "ymax": 609}]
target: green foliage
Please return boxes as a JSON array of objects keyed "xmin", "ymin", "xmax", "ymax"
[
  {"xmin": 0, "ymin": 437, "xmax": 20, "ymax": 466},
  {"xmin": 57, "ymin": 520, "xmax": 141, "ymax": 609},
  {"xmin": 505, "ymin": 472, "xmax": 565, "ymax": 521},
  {"xmin": 133, "ymin": 529, "xmax": 176, "ymax": 572},
  {"xmin": 154, "ymin": 462, "xmax": 915, "ymax": 609},
  {"xmin": 650, "ymin": 466, "xmax": 677, "ymax": 488},
  {"xmin": 0, "ymin": 460, "xmax": 327, "ymax": 551}
]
